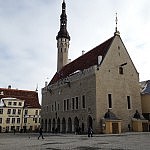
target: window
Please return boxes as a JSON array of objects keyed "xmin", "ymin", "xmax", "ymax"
[
  {"xmin": 52, "ymin": 105, "xmax": 53, "ymax": 111},
  {"xmin": 58, "ymin": 104, "xmax": 60, "ymax": 111},
  {"xmin": 46, "ymin": 106, "xmax": 48, "ymax": 112},
  {"xmin": 119, "ymin": 66, "xmax": 123, "ymax": 74},
  {"xmin": 0, "ymin": 118, "xmax": 2, "ymax": 124},
  {"xmin": 13, "ymin": 102, "xmax": 17, "ymax": 106},
  {"xmin": 72, "ymin": 98, "xmax": 75, "ymax": 110},
  {"xmin": 82, "ymin": 95, "xmax": 86, "ymax": 109},
  {"xmin": 18, "ymin": 102, "xmax": 22, "ymax": 106},
  {"xmin": 108, "ymin": 94, "xmax": 112, "ymax": 109},
  {"xmin": 127, "ymin": 96, "xmax": 131, "ymax": 109},
  {"xmin": 18, "ymin": 109, "xmax": 21, "ymax": 115},
  {"xmin": 35, "ymin": 110, "xmax": 38, "ymax": 115},
  {"xmin": 6, "ymin": 126, "xmax": 9, "ymax": 132},
  {"xmin": 67, "ymin": 99, "xmax": 69, "ymax": 110},
  {"xmin": 8, "ymin": 102, "xmax": 12, "ymax": 105},
  {"xmin": 55, "ymin": 101, "xmax": 57, "ymax": 111},
  {"xmin": 0, "ymin": 109, "xmax": 3, "ymax": 114},
  {"xmin": 6, "ymin": 118, "xmax": 10, "ymax": 124},
  {"xmin": 64, "ymin": 100, "xmax": 66, "ymax": 111},
  {"xmin": 7, "ymin": 109, "xmax": 11, "ymax": 114},
  {"xmin": 12, "ymin": 118, "xmax": 15, "ymax": 124},
  {"xmin": 17, "ymin": 118, "xmax": 20, "ymax": 124},
  {"xmin": 25, "ymin": 110, "xmax": 28, "ymax": 115},
  {"xmin": 76, "ymin": 97, "xmax": 79, "ymax": 109},
  {"xmin": 35, "ymin": 118, "xmax": 37, "ymax": 123},
  {"xmin": 24, "ymin": 118, "xmax": 27, "ymax": 123},
  {"xmin": 12, "ymin": 109, "xmax": 16, "ymax": 114}
]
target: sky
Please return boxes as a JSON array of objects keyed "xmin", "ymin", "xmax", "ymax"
[{"xmin": 0, "ymin": 0, "xmax": 150, "ymax": 103}]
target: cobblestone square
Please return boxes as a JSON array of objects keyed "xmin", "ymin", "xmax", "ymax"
[{"xmin": 0, "ymin": 132, "xmax": 150, "ymax": 150}]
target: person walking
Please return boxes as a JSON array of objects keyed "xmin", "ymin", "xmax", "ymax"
[
  {"xmin": 38, "ymin": 128, "xmax": 44, "ymax": 139},
  {"xmin": 88, "ymin": 127, "xmax": 93, "ymax": 137}
]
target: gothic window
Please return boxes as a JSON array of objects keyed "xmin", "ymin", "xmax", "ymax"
[
  {"xmin": 72, "ymin": 98, "xmax": 75, "ymax": 110},
  {"xmin": 55, "ymin": 101, "xmax": 57, "ymax": 111},
  {"xmin": 76, "ymin": 97, "xmax": 79, "ymax": 109},
  {"xmin": 58, "ymin": 104, "xmax": 60, "ymax": 111},
  {"xmin": 108, "ymin": 94, "xmax": 112, "ymax": 109},
  {"xmin": 52, "ymin": 105, "xmax": 54, "ymax": 112},
  {"xmin": 67, "ymin": 99, "xmax": 69, "ymax": 110},
  {"xmin": 82, "ymin": 95, "xmax": 86, "ymax": 109},
  {"xmin": 64, "ymin": 100, "xmax": 66, "ymax": 111},
  {"xmin": 119, "ymin": 66, "xmax": 123, "ymax": 74},
  {"xmin": 127, "ymin": 96, "xmax": 131, "ymax": 109}
]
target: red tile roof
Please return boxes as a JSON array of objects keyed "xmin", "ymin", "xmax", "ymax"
[
  {"xmin": 50, "ymin": 36, "xmax": 114, "ymax": 84},
  {"xmin": 0, "ymin": 88, "xmax": 41, "ymax": 108}
]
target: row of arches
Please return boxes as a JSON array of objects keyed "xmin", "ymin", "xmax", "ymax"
[{"xmin": 41, "ymin": 116, "xmax": 93, "ymax": 133}]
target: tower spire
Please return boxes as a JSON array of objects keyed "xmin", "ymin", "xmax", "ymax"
[
  {"xmin": 56, "ymin": 0, "xmax": 70, "ymax": 72},
  {"xmin": 56, "ymin": 0, "xmax": 70, "ymax": 40}
]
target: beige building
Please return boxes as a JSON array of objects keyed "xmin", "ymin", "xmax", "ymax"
[
  {"xmin": 140, "ymin": 80, "xmax": 150, "ymax": 131},
  {"xmin": 41, "ymin": 1, "xmax": 145, "ymax": 133},
  {"xmin": 0, "ymin": 87, "xmax": 41, "ymax": 133}
]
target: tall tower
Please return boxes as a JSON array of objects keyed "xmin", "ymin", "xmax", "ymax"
[{"xmin": 56, "ymin": 0, "xmax": 70, "ymax": 72}]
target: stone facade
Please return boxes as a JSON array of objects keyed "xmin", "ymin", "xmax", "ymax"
[
  {"xmin": 41, "ymin": 34, "xmax": 142, "ymax": 133},
  {"xmin": 41, "ymin": 1, "xmax": 142, "ymax": 133}
]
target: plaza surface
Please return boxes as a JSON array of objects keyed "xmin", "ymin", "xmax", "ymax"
[{"xmin": 0, "ymin": 132, "xmax": 150, "ymax": 150}]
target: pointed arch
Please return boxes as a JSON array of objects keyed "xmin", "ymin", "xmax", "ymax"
[
  {"xmin": 74, "ymin": 116, "xmax": 79, "ymax": 133},
  {"xmin": 57, "ymin": 118, "xmax": 60, "ymax": 133},
  {"xmin": 45, "ymin": 119, "xmax": 47, "ymax": 132},
  {"xmin": 68, "ymin": 117, "xmax": 72, "ymax": 133},
  {"xmin": 62, "ymin": 117, "xmax": 66, "ymax": 133},
  {"xmin": 48, "ymin": 119, "xmax": 51, "ymax": 132},
  {"xmin": 87, "ymin": 115, "xmax": 93, "ymax": 128},
  {"xmin": 52, "ymin": 118, "xmax": 55, "ymax": 133}
]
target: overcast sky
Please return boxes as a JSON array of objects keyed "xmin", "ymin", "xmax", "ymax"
[{"xmin": 0, "ymin": 0, "xmax": 150, "ymax": 103}]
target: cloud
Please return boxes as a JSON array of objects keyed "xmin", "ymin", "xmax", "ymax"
[{"xmin": 0, "ymin": 0, "xmax": 150, "ymax": 103}]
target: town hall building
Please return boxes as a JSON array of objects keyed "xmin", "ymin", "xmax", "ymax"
[{"xmin": 41, "ymin": 0, "xmax": 146, "ymax": 134}]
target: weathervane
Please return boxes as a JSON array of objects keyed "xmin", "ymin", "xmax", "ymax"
[{"xmin": 115, "ymin": 12, "xmax": 118, "ymax": 32}]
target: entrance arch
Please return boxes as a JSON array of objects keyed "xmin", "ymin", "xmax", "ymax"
[
  {"xmin": 62, "ymin": 118, "xmax": 66, "ymax": 133},
  {"xmin": 68, "ymin": 117, "xmax": 72, "ymax": 133},
  {"xmin": 57, "ymin": 118, "xmax": 60, "ymax": 133},
  {"xmin": 52, "ymin": 118, "xmax": 55, "ymax": 133},
  {"xmin": 74, "ymin": 116, "xmax": 79, "ymax": 133},
  {"xmin": 45, "ymin": 119, "xmax": 47, "ymax": 132},
  {"xmin": 87, "ymin": 115, "xmax": 93, "ymax": 128},
  {"xmin": 82, "ymin": 123, "xmax": 85, "ymax": 133},
  {"xmin": 48, "ymin": 119, "xmax": 51, "ymax": 132}
]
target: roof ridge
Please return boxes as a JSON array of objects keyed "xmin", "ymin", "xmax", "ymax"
[{"xmin": 50, "ymin": 36, "xmax": 114, "ymax": 84}]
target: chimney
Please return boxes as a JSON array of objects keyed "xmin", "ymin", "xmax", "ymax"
[
  {"xmin": 8, "ymin": 85, "xmax": 11, "ymax": 89},
  {"xmin": 82, "ymin": 50, "xmax": 85, "ymax": 55}
]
